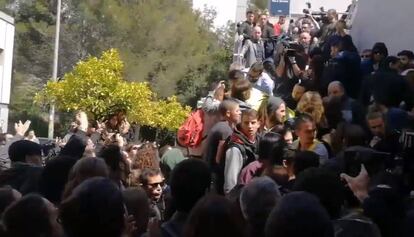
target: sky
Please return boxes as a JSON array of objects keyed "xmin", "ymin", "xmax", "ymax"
[
  {"xmin": 192, "ymin": 0, "xmax": 238, "ymax": 28},
  {"xmin": 192, "ymin": 0, "xmax": 353, "ymax": 28}
]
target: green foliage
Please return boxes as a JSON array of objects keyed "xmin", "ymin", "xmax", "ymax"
[
  {"xmin": 35, "ymin": 49, "xmax": 191, "ymax": 130},
  {"xmin": 250, "ymin": 0, "xmax": 270, "ymax": 11}
]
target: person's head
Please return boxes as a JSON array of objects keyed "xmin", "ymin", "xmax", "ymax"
[
  {"xmin": 99, "ymin": 144, "xmax": 130, "ymax": 186},
  {"xmin": 139, "ymin": 168, "xmax": 165, "ymax": 202},
  {"xmin": 278, "ymin": 15, "xmax": 286, "ymax": 24},
  {"xmin": 264, "ymin": 96, "xmax": 286, "ymax": 127},
  {"xmin": 0, "ymin": 187, "xmax": 21, "ymax": 216},
  {"xmin": 231, "ymin": 79, "xmax": 252, "ymax": 102},
  {"xmin": 219, "ymin": 99, "xmax": 241, "ymax": 124},
  {"xmin": 259, "ymin": 13, "xmax": 268, "ymax": 26},
  {"xmin": 170, "ymin": 159, "xmax": 211, "ymax": 213},
  {"xmin": 62, "ymin": 157, "xmax": 109, "ymax": 200},
  {"xmin": 183, "ymin": 195, "xmax": 245, "ymax": 237},
  {"xmin": 8, "ymin": 140, "xmax": 42, "ymax": 165},
  {"xmin": 289, "ymin": 151, "xmax": 320, "ymax": 176},
  {"xmin": 27, "ymin": 130, "xmax": 36, "ymax": 138},
  {"xmin": 60, "ymin": 134, "xmax": 88, "ymax": 159},
  {"xmin": 397, "ymin": 50, "xmax": 414, "ymax": 67},
  {"xmin": 265, "ymin": 191, "xmax": 334, "ymax": 237},
  {"xmin": 372, "ymin": 42, "xmax": 388, "ymax": 63},
  {"xmin": 328, "ymin": 81, "xmax": 345, "ymax": 99},
  {"xmin": 246, "ymin": 10, "xmax": 255, "ymax": 23},
  {"xmin": 343, "ymin": 124, "xmax": 367, "ymax": 147},
  {"xmin": 59, "ymin": 177, "xmax": 125, "ymax": 237},
  {"xmin": 131, "ymin": 143, "xmax": 159, "ymax": 170},
  {"xmin": 366, "ymin": 110, "xmax": 386, "ymax": 138},
  {"xmin": 291, "ymin": 82, "xmax": 306, "ymax": 101},
  {"xmin": 301, "ymin": 22, "xmax": 311, "ymax": 33},
  {"xmin": 107, "ymin": 114, "xmax": 119, "ymax": 129},
  {"xmin": 240, "ymin": 177, "xmax": 281, "ymax": 236},
  {"xmin": 327, "ymin": 9, "xmax": 338, "ymax": 22},
  {"xmin": 335, "ymin": 19, "xmax": 346, "ymax": 33},
  {"xmin": 248, "ymin": 62, "xmax": 264, "ymax": 82},
  {"xmin": 293, "ymin": 167, "xmax": 344, "ymax": 219},
  {"xmin": 240, "ymin": 109, "xmax": 260, "ymax": 140},
  {"xmin": 296, "ymin": 91, "xmax": 324, "ymax": 125},
  {"xmin": 330, "ymin": 38, "xmax": 343, "ymax": 58},
  {"xmin": 125, "ymin": 143, "xmax": 140, "ymax": 158},
  {"xmin": 258, "ymin": 132, "xmax": 287, "ymax": 166},
  {"xmin": 252, "ymin": 26, "xmax": 262, "ymax": 40},
  {"xmin": 383, "ymin": 56, "xmax": 402, "ymax": 72},
  {"xmin": 3, "ymin": 194, "xmax": 62, "ymax": 237},
  {"xmin": 122, "ymin": 187, "xmax": 150, "ymax": 237},
  {"xmin": 361, "ymin": 49, "xmax": 373, "ymax": 61},
  {"xmin": 299, "ymin": 32, "xmax": 311, "ymax": 46},
  {"xmin": 294, "ymin": 114, "xmax": 317, "ymax": 146},
  {"xmin": 228, "ymin": 69, "xmax": 245, "ymax": 88}
]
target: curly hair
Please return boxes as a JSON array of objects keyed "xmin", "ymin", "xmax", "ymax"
[
  {"xmin": 296, "ymin": 91, "xmax": 324, "ymax": 125},
  {"xmin": 131, "ymin": 143, "xmax": 159, "ymax": 170}
]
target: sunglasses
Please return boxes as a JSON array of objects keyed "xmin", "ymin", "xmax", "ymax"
[
  {"xmin": 146, "ymin": 181, "xmax": 165, "ymax": 189},
  {"xmin": 361, "ymin": 54, "xmax": 371, "ymax": 58}
]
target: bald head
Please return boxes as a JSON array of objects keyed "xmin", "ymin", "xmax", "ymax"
[
  {"xmin": 299, "ymin": 32, "xmax": 311, "ymax": 45},
  {"xmin": 252, "ymin": 26, "xmax": 262, "ymax": 40},
  {"xmin": 328, "ymin": 81, "xmax": 345, "ymax": 98}
]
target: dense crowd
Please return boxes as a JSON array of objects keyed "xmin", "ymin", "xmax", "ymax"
[{"xmin": 0, "ymin": 6, "xmax": 412, "ymax": 237}]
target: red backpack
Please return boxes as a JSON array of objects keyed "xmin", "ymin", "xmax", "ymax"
[{"xmin": 177, "ymin": 109, "xmax": 205, "ymax": 148}]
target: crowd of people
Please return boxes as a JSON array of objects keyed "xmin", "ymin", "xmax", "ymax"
[{"xmin": 0, "ymin": 6, "xmax": 412, "ymax": 237}]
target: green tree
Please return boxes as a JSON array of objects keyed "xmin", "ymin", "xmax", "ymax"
[{"xmin": 35, "ymin": 49, "xmax": 190, "ymax": 130}]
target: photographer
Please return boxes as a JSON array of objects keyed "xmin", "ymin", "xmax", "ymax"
[
  {"xmin": 274, "ymin": 43, "xmax": 308, "ymax": 102},
  {"xmin": 318, "ymin": 9, "xmax": 339, "ymax": 50}
]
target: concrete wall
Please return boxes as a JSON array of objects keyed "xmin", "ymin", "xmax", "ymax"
[
  {"xmin": 0, "ymin": 12, "xmax": 14, "ymax": 133},
  {"xmin": 351, "ymin": 0, "xmax": 414, "ymax": 54}
]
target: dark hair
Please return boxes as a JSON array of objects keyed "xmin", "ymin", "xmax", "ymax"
[
  {"xmin": 343, "ymin": 124, "xmax": 367, "ymax": 147},
  {"xmin": 60, "ymin": 177, "xmax": 125, "ymax": 237},
  {"xmin": 231, "ymin": 79, "xmax": 252, "ymax": 101},
  {"xmin": 258, "ymin": 132, "xmax": 286, "ymax": 165},
  {"xmin": 99, "ymin": 145, "xmax": 123, "ymax": 172},
  {"xmin": 3, "ymin": 194, "xmax": 56, "ymax": 237},
  {"xmin": 60, "ymin": 134, "xmax": 88, "ymax": 159},
  {"xmin": 139, "ymin": 168, "xmax": 163, "ymax": 186},
  {"xmin": 183, "ymin": 195, "xmax": 245, "ymax": 237},
  {"xmin": 123, "ymin": 187, "xmax": 150, "ymax": 237},
  {"xmin": 381, "ymin": 56, "xmax": 400, "ymax": 71},
  {"xmin": 0, "ymin": 187, "xmax": 20, "ymax": 216},
  {"xmin": 292, "ymin": 151, "xmax": 320, "ymax": 175},
  {"xmin": 40, "ymin": 155, "xmax": 78, "ymax": 205},
  {"xmin": 293, "ymin": 167, "xmax": 344, "ymax": 219},
  {"xmin": 228, "ymin": 70, "xmax": 245, "ymax": 81},
  {"xmin": 397, "ymin": 50, "xmax": 414, "ymax": 59},
  {"xmin": 294, "ymin": 113, "xmax": 315, "ymax": 130},
  {"xmin": 246, "ymin": 10, "xmax": 254, "ymax": 15},
  {"xmin": 62, "ymin": 157, "xmax": 109, "ymax": 200},
  {"xmin": 170, "ymin": 159, "xmax": 211, "ymax": 213},
  {"xmin": 265, "ymin": 191, "xmax": 334, "ymax": 237},
  {"xmin": 8, "ymin": 140, "xmax": 41, "ymax": 163},
  {"xmin": 324, "ymin": 96, "xmax": 345, "ymax": 129},
  {"xmin": 372, "ymin": 42, "xmax": 388, "ymax": 57}
]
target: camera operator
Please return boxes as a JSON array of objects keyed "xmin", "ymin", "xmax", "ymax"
[
  {"xmin": 274, "ymin": 43, "xmax": 308, "ymax": 102},
  {"xmin": 239, "ymin": 26, "xmax": 265, "ymax": 68},
  {"xmin": 237, "ymin": 10, "xmax": 256, "ymax": 41},
  {"xmin": 317, "ymin": 9, "xmax": 339, "ymax": 50}
]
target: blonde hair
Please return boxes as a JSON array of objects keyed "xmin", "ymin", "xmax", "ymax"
[{"xmin": 296, "ymin": 91, "xmax": 324, "ymax": 125}]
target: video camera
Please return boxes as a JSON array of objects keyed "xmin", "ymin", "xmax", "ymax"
[
  {"xmin": 269, "ymin": 35, "xmax": 300, "ymax": 57},
  {"xmin": 303, "ymin": 2, "xmax": 329, "ymax": 23}
]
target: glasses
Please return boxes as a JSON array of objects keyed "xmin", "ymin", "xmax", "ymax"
[
  {"xmin": 146, "ymin": 181, "xmax": 165, "ymax": 190},
  {"xmin": 361, "ymin": 54, "xmax": 371, "ymax": 58}
]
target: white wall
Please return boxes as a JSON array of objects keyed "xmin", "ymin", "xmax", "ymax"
[
  {"xmin": 351, "ymin": 0, "xmax": 414, "ymax": 54},
  {"xmin": 0, "ymin": 12, "xmax": 14, "ymax": 133}
]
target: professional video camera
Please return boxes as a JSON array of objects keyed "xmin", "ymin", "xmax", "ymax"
[
  {"xmin": 269, "ymin": 35, "xmax": 300, "ymax": 57},
  {"xmin": 302, "ymin": 2, "xmax": 329, "ymax": 24}
]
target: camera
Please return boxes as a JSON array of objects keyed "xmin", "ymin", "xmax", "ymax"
[{"xmin": 344, "ymin": 148, "xmax": 393, "ymax": 177}]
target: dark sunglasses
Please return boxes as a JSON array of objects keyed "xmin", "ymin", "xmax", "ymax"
[{"xmin": 146, "ymin": 181, "xmax": 165, "ymax": 189}]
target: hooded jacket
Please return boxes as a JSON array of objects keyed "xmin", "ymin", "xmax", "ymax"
[{"xmin": 223, "ymin": 129, "xmax": 258, "ymax": 194}]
